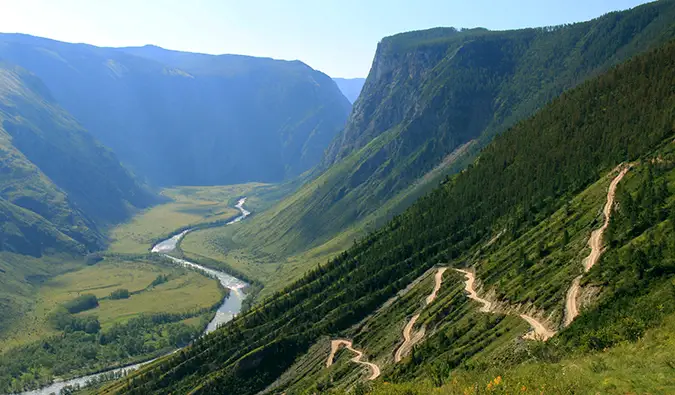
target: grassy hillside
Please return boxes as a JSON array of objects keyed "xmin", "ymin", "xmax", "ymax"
[
  {"xmin": 235, "ymin": 0, "xmax": 675, "ymax": 260},
  {"xmin": 103, "ymin": 37, "xmax": 675, "ymax": 395},
  {"xmin": 0, "ymin": 36, "xmax": 352, "ymax": 186}
]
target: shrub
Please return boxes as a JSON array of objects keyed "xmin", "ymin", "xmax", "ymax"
[{"xmin": 63, "ymin": 294, "xmax": 98, "ymax": 313}]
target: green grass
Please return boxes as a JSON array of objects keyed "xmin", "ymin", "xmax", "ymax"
[
  {"xmin": 181, "ymin": 223, "xmax": 357, "ymax": 298},
  {"xmin": 0, "ymin": 252, "xmax": 83, "ymax": 351},
  {"xmin": 107, "ymin": 183, "xmax": 272, "ymax": 254},
  {"xmin": 0, "ymin": 257, "xmax": 222, "ymax": 350}
]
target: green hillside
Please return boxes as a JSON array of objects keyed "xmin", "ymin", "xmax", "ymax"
[
  {"xmin": 0, "ymin": 63, "xmax": 156, "ymax": 254},
  {"xmin": 236, "ymin": 0, "xmax": 675, "ymax": 260},
  {"xmin": 0, "ymin": 36, "xmax": 351, "ymax": 185},
  {"xmin": 103, "ymin": 35, "xmax": 675, "ymax": 395}
]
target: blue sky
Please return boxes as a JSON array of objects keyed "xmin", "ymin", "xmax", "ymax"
[{"xmin": 0, "ymin": 0, "xmax": 652, "ymax": 77}]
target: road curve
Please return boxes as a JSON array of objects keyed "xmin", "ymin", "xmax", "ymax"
[
  {"xmin": 520, "ymin": 314, "xmax": 556, "ymax": 341},
  {"xmin": 455, "ymin": 269, "xmax": 492, "ymax": 312},
  {"xmin": 564, "ymin": 166, "xmax": 629, "ymax": 326},
  {"xmin": 394, "ymin": 267, "xmax": 447, "ymax": 362},
  {"xmin": 456, "ymin": 268, "xmax": 556, "ymax": 340},
  {"xmin": 326, "ymin": 340, "xmax": 380, "ymax": 380}
]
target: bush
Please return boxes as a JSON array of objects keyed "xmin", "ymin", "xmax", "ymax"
[
  {"xmin": 48, "ymin": 308, "xmax": 100, "ymax": 333},
  {"xmin": 63, "ymin": 294, "xmax": 98, "ymax": 313},
  {"xmin": 151, "ymin": 274, "xmax": 169, "ymax": 287},
  {"xmin": 109, "ymin": 289, "xmax": 130, "ymax": 300}
]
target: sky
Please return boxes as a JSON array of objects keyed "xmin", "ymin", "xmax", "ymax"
[{"xmin": 0, "ymin": 0, "xmax": 653, "ymax": 78}]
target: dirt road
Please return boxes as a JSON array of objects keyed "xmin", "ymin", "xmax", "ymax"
[
  {"xmin": 456, "ymin": 268, "xmax": 556, "ymax": 340},
  {"xmin": 564, "ymin": 166, "xmax": 629, "ymax": 326},
  {"xmin": 394, "ymin": 267, "xmax": 447, "ymax": 362},
  {"xmin": 326, "ymin": 339, "xmax": 380, "ymax": 380},
  {"xmin": 455, "ymin": 269, "xmax": 492, "ymax": 312},
  {"xmin": 427, "ymin": 267, "xmax": 448, "ymax": 304},
  {"xmin": 564, "ymin": 276, "xmax": 582, "ymax": 327},
  {"xmin": 520, "ymin": 314, "xmax": 556, "ymax": 341}
]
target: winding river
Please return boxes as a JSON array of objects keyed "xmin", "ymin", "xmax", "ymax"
[{"xmin": 19, "ymin": 198, "xmax": 251, "ymax": 395}]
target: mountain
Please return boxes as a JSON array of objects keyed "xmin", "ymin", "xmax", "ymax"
[
  {"xmin": 237, "ymin": 0, "xmax": 675, "ymax": 257},
  {"xmin": 0, "ymin": 37, "xmax": 352, "ymax": 186},
  {"xmin": 0, "ymin": 62, "xmax": 156, "ymax": 256},
  {"xmin": 332, "ymin": 77, "xmax": 365, "ymax": 103},
  {"xmin": 103, "ymin": 37, "xmax": 675, "ymax": 395}
]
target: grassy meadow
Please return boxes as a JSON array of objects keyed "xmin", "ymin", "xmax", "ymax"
[
  {"xmin": 0, "ymin": 257, "xmax": 222, "ymax": 352},
  {"xmin": 106, "ymin": 183, "xmax": 272, "ymax": 254}
]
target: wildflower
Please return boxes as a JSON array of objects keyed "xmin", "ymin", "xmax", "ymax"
[{"xmin": 521, "ymin": 385, "xmax": 527, "ymax": 392}]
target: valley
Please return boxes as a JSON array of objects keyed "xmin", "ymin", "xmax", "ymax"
[
  {"xmin": 12, "ymin": 198, "xmax": 252, "ymax": 395},
  {"xmin": 0, "ymin": 1, "xmax": 674, "ymax": 394}
]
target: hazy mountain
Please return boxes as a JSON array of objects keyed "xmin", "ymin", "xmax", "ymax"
[
  {"xmin": 0, "ymin": 36, "xmax": 352, "ymax": 186},
  {"xmin": 0, "ymin": 62, "xmax": 156, "ymax": 256},
  {"xmin": 332, "ymin": 77, "xmax": 365, "ymax": 103}
]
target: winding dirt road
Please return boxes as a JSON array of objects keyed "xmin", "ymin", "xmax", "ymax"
[
  {"xmin": 564, "ymin": 166, "xmax": 629, "ymax": 326},
  {"xmin": 455, "ymin": 269, "xmax": 492, "ymax": 313},
  {"xmin": 326, "ymin": 340, "xmax": 380, "ymax": 380},
  {"xmin": 394, "ymin": 267, "xmax": 447, "ymax": 362},
  {"xmin": 456, "ymin": 269, "xmax": 556, "ymax": 341}
]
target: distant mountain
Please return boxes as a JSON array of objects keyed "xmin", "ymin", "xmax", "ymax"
[
  {"xmin": 332, "ymin": 77, "xmax": 365, "ymax": 103},
  {"xmin": 0, "ymin": 62, "xmax": 156, "ymax": 256},
  {"xmin": 239, "ymin": 0, "xmax": 675, "ymax": 256},
  {"xmin": 0, "ymin": 37, "xmax": 352, "ymax": 186}
]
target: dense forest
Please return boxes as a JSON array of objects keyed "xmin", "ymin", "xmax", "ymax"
[{"xmin": 104, "ymin": 37, "xmax": 675, "ymax": 395}]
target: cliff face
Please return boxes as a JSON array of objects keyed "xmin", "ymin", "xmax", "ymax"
[{"xmin": 240, "ymin": 0, "xmax": 675, "ymax": 255}]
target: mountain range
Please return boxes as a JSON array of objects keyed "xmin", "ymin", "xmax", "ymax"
[{"xmin": 0, "ymin": 35, "xmax": 352, "ymax": 186}]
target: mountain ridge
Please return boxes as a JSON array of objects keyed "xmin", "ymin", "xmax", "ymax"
[
  {"xmin": 232, "ymin": 0, "xmax": 675, "ymax": 260},
  {"xmin": 0, "ymin": 34, "xmax": 352, "ymax": 186}
]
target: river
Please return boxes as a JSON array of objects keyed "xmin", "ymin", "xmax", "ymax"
[{"xmin": 19, "ymin": 198, "xmax": 251, "ymax": 395}]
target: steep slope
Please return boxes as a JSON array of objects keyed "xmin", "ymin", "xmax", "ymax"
[
  {"xmin": 332, "ymin": 78, "xmax": 365, "ymax": 103},
  {"xmin": 105, "ymin": 37, "xmax": 675, "ymax": 395},
  {"xmin": 239, "ymin": 0, "xmax": 675, "ymax": 256},
  {"xmin": 0, "ymin": 36, "xmax": 351, "ymax": 185},
  {"xmin": 0, "ymin": 62, "xmax": 156, "ymax": 255}
]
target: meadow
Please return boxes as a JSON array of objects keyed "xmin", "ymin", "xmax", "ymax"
[{"xmin": 0, "ymin": 256, "xmax": 223, "ymax": 352}]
